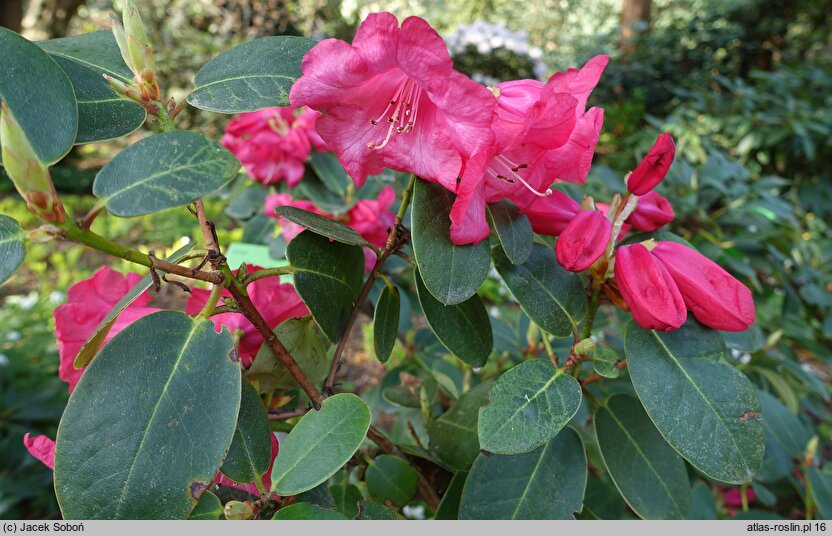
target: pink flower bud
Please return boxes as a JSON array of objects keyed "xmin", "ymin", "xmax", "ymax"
[
  {"xmin": 521, "ymin": 190, "xmax": 581, "ymax": 236},
  {"xmin": 627, "ymin": 133, "xmax": 675, "ymax": 195},
  {"xmin": 23, "ymin": 433, "xmax": 55, "ymax": 470},
  {"xmin": 555, "ymin": 209, "xmax": 612, "ymax": 272},
  {"xmin": 651, "ymin": 241, "xmax": 755, "ymax": 331},
  {"xmin": 627, "ymin": 190, "xmax": 675, "ymax": 231},
  {"xmin": 614, "ymin": 243, "xmax": 687, "ymax": 331}
]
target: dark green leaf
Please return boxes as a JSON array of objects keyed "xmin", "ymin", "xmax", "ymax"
[
  {"xmin": 366, "ymin": 455, "xmax": 419, "ymax": 507},
  {"xmin": 459, "ymin": 427, "xmax": 586, "ymax": 519},
  {"xmin": 757, "ymin": 390, "xmax": 812, "ymax": 457},
  {"xmin": 286, "ymin": 231, "xmax": 365, "ymax": 341},
  {"xmin": 415, "ymin": 270, "xmax": 491, "ymax": 367},
  {"xmin": 595, "ymin": 394, "xmax": 691, "ymax": 519},
  {"xmin": 625, "ymin": 320, "xmax": 765, "ymax": 484},
  {"xmin": 411, "ymin": 179, "xmax": 490, "ymax": 305},
  {"xmin": 492, "ymin": 244, "xmax": 586, "ymax": 337},
  {"xmin": 0, "ymin": 215, "xmax": 25, "ymax": 285},
  {"xmin": 0, "ymin": 28, "xmax": 77, "ymax": 164},
  {"xmin": 273, "ymin": 503, "xmax": 347, "ymax": 520},
  {"xmin": 807, "ymin": 468, "xmax": 832, "ymax": 521},
  {"xmin": 309, "ymin": 151, "xmax": 348, "ymax": 196},
  {"xmin": 74, "ymin": 243, "xmax": 192, "ymax": 368},
  {"xmin": 434, "ymin": 472, "xmax": 467, "ymax": 520},
  {"xmin": 487, "ymin": 201, "xmax": 532, "ymax": 264},
  {"xmin": 187, "ymin": 491, "xmax": 223, "ymax": 520},
  {"xmin": 428, "ymin": 382, "xmax": 492, "ymax": 471},
  {"xmin": 382, "ymin": 385, "xmax": 421, "ymax": 408},
  {"xmin": 271, "ymin": 394, "xmax": 371, "ymax": 495},
  {"xmin": 331, "ymin": 483, "xmax": 363, "ymax": 518},
  {"xmin": 593, "ymin": 348, "xmax": 622, "ymax": 379},
  {"xmin": 357, "ymin": 501, "xmax": 403, "ymax": 520},
  {"xmin": 274, "ymin": 205, "xmax": 367, "ymax": 246},
  {"xmin": 39, "ymin": 32, "xmax": 145, "ymax": 143},
  {"xmin": 687, "ymin": 482, "xmax": 717, "ymax": 520},
  {"xmin": 220, "ymin": 380, "xmax": 271, "ymax": 488},
  {"xmin": 247, "ymin": 317, "xmax": 329, "ymax": 393},
  {"xmin": 188, "ymin": 36, "xmax": 316, "ymax": 113},
  {"xmin": 93, "ymin": 131, "xmax": 240, "ymax": 217},
  {"xmin": 373, "ymin": 284, "xmax": 400, "ymax": 363},
  {"xmin": 54, "ymin": 312, "xmax": 241, "ymax": 519},
  {"xmin": 756, "ymin": 435, "xmax": 793, "ymax": 484},
  {"xmin": 478, "ymin": 359, "xmax": 581, "ymax": 455}
]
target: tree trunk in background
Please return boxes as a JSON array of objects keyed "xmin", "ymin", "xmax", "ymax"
[
  {"xmin": 621, "ymin": 0, "xmax": 652, "ymax": 54},
  {"xmin": 21, "ymin": 0, "xmax": 86, "ymax": 39},
  {"xmin": 0, "ymin": 0, "xmax": 24, "ymax": 31}
]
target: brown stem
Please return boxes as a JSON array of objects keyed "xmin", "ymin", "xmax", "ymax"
[
  {"xmin": 268, "ymin": 407, "xmax": 310, "ymax": 421},
  {"xmin": 324, "ymin": 175, "xmax": 417, "ymax": 393},
  {"xmin": 366, "ymin": 426, "xmax": 440, "ymax": 511}
]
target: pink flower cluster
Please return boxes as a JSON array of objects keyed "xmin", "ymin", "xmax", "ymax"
[
  {"xmin": 289, "ymin": 12, "xmax": 608, "ymax": 246},
  {"xmin": 265, "ymin": 186, "xmax": 397, "ymax": 270},
  {"xmin": 222, "ymin": 106, "xmax": 326, "ymax": 187}
]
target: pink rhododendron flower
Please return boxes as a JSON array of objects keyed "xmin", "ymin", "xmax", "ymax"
[
  {"xmin": 186, "ymin": 266, "xmax": 308, "ymax": 367},
  {"xmin": 449, "ymin": 55, "xmax": 608, "ymax": 245},
  {"xmin": 555, "ymin": 210, "xmax": 611, "ymax": 272},
  {"xmin": 54, "ymin": 266, "xmax": 158, "ymax": 392},
  {"xmin": 23, "ymin": 433, "xmax": 55, "ymax": 469},
  {"xmin": 627, "ymin": 190, "xmax": 675, "ymax": 232},
  {"xmin": 290, "ymin": 12, "xmax": 496, "ymax": 190},
  {"xmin": 222, "ymin": 107, "xmax": 322, "ymax": 187},
  {"xmin": 614, "ymin": 243, "xmax": 687, "ymax": 331},
  {"xmin": 521, "ymin": 190, "xmax": 581, "ymax": 236},
  {"xmin": 723, "ymin": 486, "xmax": 756, "ymax": 511},
  {"xmin": 214, "ymin": 433, "xmax": 279, "ymax": 495},
  {"xmin": 626, "ymin": 132, "xmax": 676, "ymax": 195},
  {"xmin": 651, "ymin": 241, "xmax": 755, "ymax": 331}
]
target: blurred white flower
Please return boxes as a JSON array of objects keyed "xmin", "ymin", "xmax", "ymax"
[{"xmin": 403, "ymin": 504, "xmax": 426, "ymax": 520}]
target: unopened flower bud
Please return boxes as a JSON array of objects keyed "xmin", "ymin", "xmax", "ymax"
[
  {"xmin": 103, "ymin": 73, "xmax": 141, "ymax": 102},
  {"xmin": 0, "ymin": 104, "xmax": 65, "ymax": 223},
  {"xmin": 627, "ymin": 190, "xmax": 675, "ymax": 231},
  {"xmin": 108, "ymin": 12, "xmax": 133, "ymax": 74},
  {"xmin": 573, "ymin": 338, "xmax": 596, "ymax": 357},
  {"xmin": 556, "ymin": 210, "xmax": 611, "ymax": 272},
  {"xmin": 122, "ymin": 0, "xmax": 151, "ymax": 75},
  {"xmin": 223, "ymin": 500, "xmax": 254, "ymax": 520},
  {"xmin": 626, "ymin": 133, "xmax": 676, "ymax": 195}
]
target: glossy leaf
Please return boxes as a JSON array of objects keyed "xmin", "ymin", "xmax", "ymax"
[
  {"xmin": 478, "ymin": 359, "xmax": 581, "ymax": 455},
  {"xmin": 39, "ymin": 32, "xmax": 145, "ymax": 143},
  {"xmin": 373, "ymin": 284, "xmax": 400, "ymax": 363},
  {"xmin": 188, "ymin": 36, "xmax": 315, "ymax": 113},
  {"xmin": 757, "ymin": 390, "xmax": 812, "ymax": 457},
  {"xmin": 366, "ymin": 455, "xmax": 419, "ymax": 507},
  {"xmin": 271, "ymin": 394, "xmax": 371, "ymax": 496},
  {"xmin": 93, "ymin": 131, "xmax": 240, "ymax": 217},
  {"xmin": 487, "ymin": 201, "xmax": 532, "ymax": 265},
  {"xmin": 492, "ymin": 244, "xmax": 587, "ymax": 337},
  {"xmin": 274, "ymin": 205, "xmax": 367, "ymax": 246},
  {"xmin": 593, "ymin": 348, "xmax": 623, "ymax": 379},
  {"xmin": 687, "ymin": 482, "xmax": 717, "ymax": 520},
  {"xmin": 0, "ymin": 215, "xmax": 25, "ymax": 285},
  {"xmin": 54, "ymin": 312, "xmax": 241, "ymax": 519},
  {"xmin": 626, "ymin": 319, "xmax": 765, "ymax": 484},
  {"xmin": 273, "ymin": 503, "xmax": 347, "ymax": 520},
  {"xmin": 0, "ymin": 27, "xmax": 77, "ymax": 164},
  {"xmin": 356, "ymin": 501, "xmax": 403, "ymax": 520},
  {"xmin": 415, "ymin": 270, "xmax": 491, "ymax": 367},
  {"xmin": 331, "ymin": 483, "xmax": 363, "ymax": 518},
  {"xmin": 247, "ymin": 317, "xmax": 329, "ymax": 393},
  {"xmin": 220, "ymin": 380, "xmax": 271, "ymax": 487},
  {"xmin": 286, "ymin": 231, "xmax": 365, "ymax": 341},
  {"xmin": 595, "ymin": 394, "xmax": 691, "ymax": 519},
  {"xmin": 309, "ymin": 151, "xmax": 348, "ymax": 196},
  {"xmin": 434, "ymin": 472, "xmax": 467, "ymax": 520},
  {"xmin": 459, "ymin": 427, "xmax": 586, "ymax": 519},
  {"xmin": 74, "ymin": 243, "xmax": 192, "ymax": 368},
  {"xmin": 428, "ymin": 382, "xmax": 492, "ymax": 471},
  {"xmin": 807, "ymin": 468, "xmax": 832, "ymax": 521},
  {"xmin": 187, "ymin": 491, "xmax": 223, "ymax": 520},
  {"xmin": 411, "ymin": 179, "xmax": 490, "ymax": 305}
]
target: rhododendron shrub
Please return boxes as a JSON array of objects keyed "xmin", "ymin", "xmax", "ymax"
[{"xmin": 3, "ymin": 2, "xmax": 808, "ymax": 522}]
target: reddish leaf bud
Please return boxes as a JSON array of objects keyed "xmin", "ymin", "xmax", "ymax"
[
  {"xmin": 555, "ymin": 209, "xmax": 612, "ymax": 272},
  {"xmin": 627, "ymin": 190, "xmax": 675, "ymax": 232},
  {"xmin": 651, "ymin": 241, "xmax": 755, "ymax": 332},
  {"xmin": 627, "ymin": 133, "xmax": 675, "ymax": 195},
  {"xmin": 614, "ymin": 243, "xmax": 687, "ymax": 331}
]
